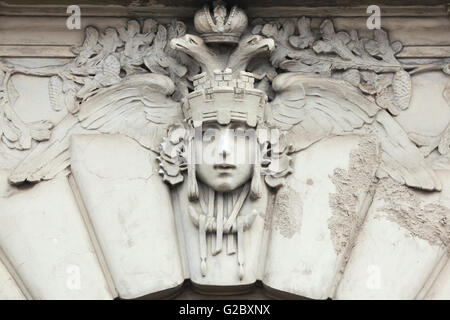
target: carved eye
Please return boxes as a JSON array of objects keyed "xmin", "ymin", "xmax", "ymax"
[
  {"xmin": 202, "ymin": 128, "xmax": 217, "ymax": 143},
  {"xmin": 248, "ymin": 38, "xmax": 258, "ymax": 45},
  {"xmin": 189, "ymin": 38, "xmax": 197, "ymax": 45}
]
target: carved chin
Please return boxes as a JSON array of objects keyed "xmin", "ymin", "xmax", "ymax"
[
  {"xmin": 200, "ymin": 175, "xmax": 250, "ymax": 193},
  {"xmin": 210, "ymin": 179, "xmax": 240, "ymax": 193}
]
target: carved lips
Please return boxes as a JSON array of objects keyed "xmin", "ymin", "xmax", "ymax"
[{"xmin": 213, "ymin": 163, "xmax": 237, "ymax": 173}]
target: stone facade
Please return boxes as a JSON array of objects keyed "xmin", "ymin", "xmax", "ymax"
[{"xmin": 0, "ymin": 0, "xmax": 449, "ymax": 299}]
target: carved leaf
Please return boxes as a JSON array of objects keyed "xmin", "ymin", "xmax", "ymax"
[
  {"xmin": 280, "ymin": 20, "xmax": 296, "ymax": 39},
  {"xmin": 288, "ymin": 17, "xmax": 315, "ymax": 50},
  {"xmin": 71, "ymin": 27, "xmax": 101, "ymax": 65},
  {"xmin": 364, "ymin": 39, "xmax": 379, "ymax": 56},
  {"xmin": 98, "ymin": 28, "xmax": 123, "ymax": 54},
  {"xmin": 312, "ymin": 40, "xmax": 333, "ymax": 53},
  {"xmin": 341, "ymin": 69, "xmax": 360, "ymax": 87},
  {"xmin": 143, "ymin": 19, "xmax": 158, "ymax": 34},
  {"xmin": 359, "ymin": 71, "xmax": 393, "ymax": 95},
  {"xmin": 376, "ymin": 86, "xmax": 401, "ymax": 116},
  {"xmin": 167, "ymin": 20, "xmax": 187, "ymax": 39},
  {"xmin": 320, "ymin": 19, "xmax": 335, "ymax": 40},
  {"xmin": 155, "ymin": 25, "xmax": 168, "ymax": 51},
  {"xmin": 29, "ymin": 120, "xmax": 53, "ymax": 141},
  {"xmin": 364, "ymin": 29, "xmax": 399, "ymax": 64},
  {"xmin": 312, "ymin": 20, "xmax": 355, "ymax": 61},
  {"xmin": 346, "ymin": 30, "xmax": 368, "ymax": 58},
  {"xmin": 261, "ymin": 23, "xmax": 279, "ymax": 38},
  {"xmin": 158, "ymin": 124, "xmax": 187, "ymax": 185},
  {"xmin": 391, "ymin": 41, "xmax": 403, "ymax": 54},
  {"xmin": 119, "ymin": 20, "xmax": 140, "ymax": 39},
  {"xmin": 143, "ymin": 25, "xmax": 172, "ymax": 74},
  {"xmin": 251, "ymin": 23, "xmax": 263, "ymax": 35},
  {"xmin": 270, "ymin": 45, "xmax": 288, "ymax": 68},
  {"xmin": 72, "ymin": 26, "xmax": 99, "ymax": 54},
  {"xmin": 336, "ymin": 32, "xmax": 351, "ymax": 45},
  {"xmin": 100, "ymin": 55, "xmax": 121, "ymax": 80},
  {"xmin": 443, "ymin": 64, "xmax": 450, "ymax": 75}
]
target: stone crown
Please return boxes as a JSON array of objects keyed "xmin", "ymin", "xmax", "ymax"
[{"xmin": 194, "ymin": 1, "xmax": 248, "ymax": 44}]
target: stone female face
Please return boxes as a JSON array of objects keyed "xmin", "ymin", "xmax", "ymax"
[{"xmin": 195, "ymin": 121, "xmax": 256, "ymax": 193}]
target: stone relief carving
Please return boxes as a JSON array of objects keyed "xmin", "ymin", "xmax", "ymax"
[{"xmin": 0, "ymin": 0, "xmax": 449, "ymax": 299}]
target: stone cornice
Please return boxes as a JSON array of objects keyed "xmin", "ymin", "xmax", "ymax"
[{"xmin": 0, "ymin": 2, "xmax": 448, "ymax": 18}]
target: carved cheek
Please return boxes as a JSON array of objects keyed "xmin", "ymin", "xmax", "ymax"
[
  {"xmin": 199, "ymin": 127, "xmax": 219, "ymax": 164},
  {"xmin": 235, "ymin": 135, "xmax": 256, "ymax": 165},
  {"xmin": 200, "ymin": 139, "xmax": 217, "ymax": 165}
]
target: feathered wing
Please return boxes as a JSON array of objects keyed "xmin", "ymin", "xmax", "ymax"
[
  {"xmin": 270, "ymin": 73, "xmax": 441, "ymax": 191},
  {"xmin": 9, "ymin": 74, "xmax": 183, "ymax": 184},
  {"xmin": 374, "ymin": 111, "xmax": 441, "ymax": 191}
]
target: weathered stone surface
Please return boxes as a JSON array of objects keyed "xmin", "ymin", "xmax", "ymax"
[
  {"xmin": 424, "ymin": 258, "xmax": 450, "ymax": 299},
  {"xmin": 263, "ymin": 135, "xmax": 380, "ymax": 299},
  {"xmin": 0, "ymin": 170, "xmax": 112, "ymax": 300},
  {"xmin": 396, "ymin": 72, "xmax": 450, "ymax": 153},
  {"xmin": 70, "ymin": 134, "xmax": 184, "ymax": 299},
  {"xmin": 0, "ymin": 258, "xmax": 25, "ymax": 300},
  {"xmin": 335, "ymin": 171, "xmax": 450, "ymax": 300},
  {"xmin": 0, "ymin": 0, "xmax": 449, "ymax": 300}
]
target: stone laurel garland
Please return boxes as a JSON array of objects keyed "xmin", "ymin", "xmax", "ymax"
[
  {"xmin": 0, "ymin": 16, "xmax": 449, "ymax": 155},
  {"xmin": 250, "ymin": 17, "xmax": 450, "ymax": 156},
  {"xmin": 250, "ymin": 18, "xmax": 449, "ymax": 110},
  {"xmin": 0, "ymin": 19, "xmax": 198, "ymax": 151}
]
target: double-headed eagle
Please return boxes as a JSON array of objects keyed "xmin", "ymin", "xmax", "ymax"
[{"xmin": 2, "ymin": 11, "xmax": 442, "ymax": 194}]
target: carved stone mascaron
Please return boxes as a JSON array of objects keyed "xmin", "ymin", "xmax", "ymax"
[{"xmin": 0, "ymin": 1, "xmax": 449, "ymax": 300}]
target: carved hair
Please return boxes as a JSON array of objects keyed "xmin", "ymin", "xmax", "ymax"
[
  {"xmin": 187, "ymin": 137, "xmax": 200, "ymax": 201},
  {"xmin": 249, "ymin": 147, "xmax": 262, "ymax": 200}
]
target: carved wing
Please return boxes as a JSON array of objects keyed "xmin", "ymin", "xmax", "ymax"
[
  {"xmin": 9, "ymin": 74, "xmax": 183, "ymax": 184},
  {"xmin": 270, "ymin": 73, "xmax": 441, "ymax": 191}
]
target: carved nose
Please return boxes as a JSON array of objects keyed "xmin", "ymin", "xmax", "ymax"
[
  {"xmin": 219, "ymin": 143, "xmax": 231, "ymax": 160},
  {"xmin": 221, "ymin": 149, "xmax": 229, "ymax": 159},
  {"xmin": 218, "ymin": 132, "xmax": 232, "ymax": 160}
]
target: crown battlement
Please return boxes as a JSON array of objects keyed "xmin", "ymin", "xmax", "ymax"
[
  {"xmin": 192, "ymin": 69, "xmax": 256, "ymax": 92},
  {"xmin": 185, "ymin": 69, "xmax": 266, "ymax": 128}
]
